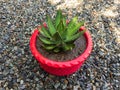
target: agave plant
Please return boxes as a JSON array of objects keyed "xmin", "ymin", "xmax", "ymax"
[{"xmin": 38, "ymin": 10, "xmax": 86, "ymax": 52}]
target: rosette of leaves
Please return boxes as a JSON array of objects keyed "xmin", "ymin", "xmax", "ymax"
[{"xmin": 38, "ymin": 10, "xmax": 86, "ymax": 52}]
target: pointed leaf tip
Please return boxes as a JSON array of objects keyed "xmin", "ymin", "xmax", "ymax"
[
  {"xmin": 55, "ymin": 10, "xmax": 62, "ymax": 28},
  {"xmin": 47, "ymin": 15, "xmax": 56, "ymax": 36}
]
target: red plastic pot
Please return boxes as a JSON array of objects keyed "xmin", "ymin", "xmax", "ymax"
[{"xmin": 30, "ymin": 23, "xmax": 93, "ymax": 76}]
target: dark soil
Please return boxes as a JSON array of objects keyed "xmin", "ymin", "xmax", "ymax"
[{"xmin": 36, "ymin": 35, "xmax": 86, "ymax": 62}]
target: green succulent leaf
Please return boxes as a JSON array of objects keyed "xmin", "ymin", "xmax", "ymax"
[
  {"xmin": 55, "ymin": 10, "xmax": 62, "ymax": 28},
  {"xmin": 63, "ymin": 43, "xmax": 75, "ymax": 51},
  {"xmin": 62, "ymin": 16, "xmax": 66, "ymax": 27},
  {"xmin": 65, "ymin": 30, "xmax": 86, "ymax": 42},
  {"xmin": 67, "ymin": 21, "xmax": 85, "ymax": 37},
  {"xmin": 61, "ymin": 28, "xmax": 67, "ymax": 40},
  {"xmin": 67, "ymin": 16, "xmax": 78, "ymax": 30},
  {"xmin": 38, "ymin": 36, "xmax": 56, "ymax": 45},
  {"xmin": 57, "ymin": 20, "xmax": 65, "ymax": 37},
  {"xmin": 43, "ymin": 45, "xmax": 56, "ymax": 50},
  {"xmin": 53, "ymin": 48, "xmax": 60, "ymax": 53},
  {"xmin": 39, "ymin": 26, "xmax": 51, "ymax": 39},
  {"xmin": 47, "ymin": 15, "xmax": 56, "ymax": 36},
  {"xmin": 38, "ymin": 27, "xmax": 45, "ymax": 36},
  {"xmin": 53, "ymin": 31, "xmax": 62, "ymax": 41}
]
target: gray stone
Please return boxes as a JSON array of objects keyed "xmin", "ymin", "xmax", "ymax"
[
  {"xmin": 0, "ymin": 74, "xmax": 4, "ymax": 80},
  {"xmin": 14, "ymin": 46, "xmax": 18, "ymax": 51},
  {"xmin": 54, "ymin": 82, "xmax": 60, "ymax": 89},
  {"xmin": 62, "ymin": 84, "xmax": 67, "ymax": 89}
]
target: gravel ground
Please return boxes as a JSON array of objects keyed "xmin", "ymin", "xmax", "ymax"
[{"xmin": 0, "ymin": 0, "xmax": 120, "ymax": 90}]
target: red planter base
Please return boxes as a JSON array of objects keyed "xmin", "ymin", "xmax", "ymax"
[{"xmin": 30, "ymin": 26, "xmax": 93, "ymax": 76}]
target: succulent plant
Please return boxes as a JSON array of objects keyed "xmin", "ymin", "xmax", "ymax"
[{"xmin": 38, "ymin": 10, "xmax": 86, "ymax": 52}]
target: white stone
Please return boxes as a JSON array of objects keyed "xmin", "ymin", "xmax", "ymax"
[{"xmin": 20, "ymin": 80, "xmax": 24, "ymax": 84}]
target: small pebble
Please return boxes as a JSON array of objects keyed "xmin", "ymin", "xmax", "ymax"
[{"xmin": 20, "ymin": 80, "xmax": 24, "ymax": 85}]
